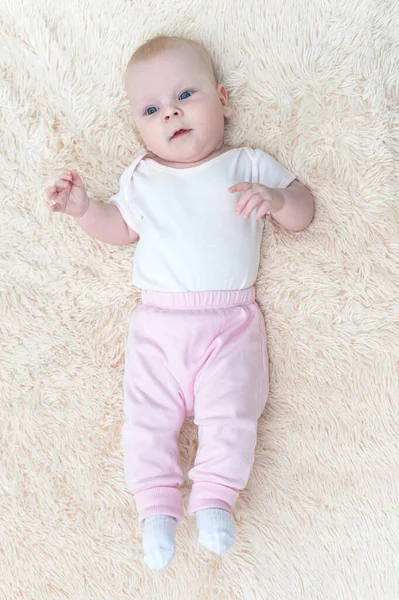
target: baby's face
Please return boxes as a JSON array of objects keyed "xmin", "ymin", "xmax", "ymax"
[{"xmin": 125, "ymin": 46, "xmax": 231, "ymax": 165}]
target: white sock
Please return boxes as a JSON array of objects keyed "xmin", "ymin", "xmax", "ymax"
[
  {"xmin": 196, "ymin": 508, "xmax": 236, "ymax": 555},
  {"xmin": 142, "ymin": 515, "xmax": 177, "ymax": 570}
]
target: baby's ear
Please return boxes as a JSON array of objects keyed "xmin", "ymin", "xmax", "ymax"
[{"xmin": 217, "ymin": 84, "xmax": 232, "ymax": 118}]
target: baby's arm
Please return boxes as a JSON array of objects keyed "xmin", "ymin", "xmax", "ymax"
[
  {"xmin": 230, "ymin": 179, "xmax": 314, "ymax": 232},
  {"xmin": 269, "ymin": 179, "xmax": 314, "ymax": 232},
  {"xmin": 47, "ymin": 170, "xmax": 138, "ymax": 245},
  {"xmin": 74, "ymin": 198, "xmax": 139, "ymax": 245},
  {"xmin": 229, "ymin": 149, "xmax": 315, "ymax": 232}
]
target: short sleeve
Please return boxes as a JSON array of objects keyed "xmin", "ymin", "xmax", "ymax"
[
  {"xmin": 249, "ymin": 148, "xmax": 296, "ymax": 189},
  {"xmin": 109, "ymin": 153, "xmax": 146, "ymax": 234}
]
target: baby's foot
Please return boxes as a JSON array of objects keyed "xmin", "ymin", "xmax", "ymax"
[
  {"xmin": 143, "ymin": 515, "xmax": 177, "ymax": 569},
  {"xmin": 196, "ymin": 508, "xmax": 235, "ymax": 555}
]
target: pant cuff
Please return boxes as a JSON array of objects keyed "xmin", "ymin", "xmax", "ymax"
[
  {"xmin": 134, "ymin": 486, "xmax": 183, "ymax": 523},
  {"xmin": 188, "ymin": 482, "xmax": 239, "ymax": 516}
]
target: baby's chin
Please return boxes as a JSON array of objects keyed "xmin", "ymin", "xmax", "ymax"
[{"xmin": 148, "ymin": 139, "xmax": 221, "ymax": 165}]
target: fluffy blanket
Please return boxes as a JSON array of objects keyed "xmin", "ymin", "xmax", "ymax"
[{"xmin": 1, "ymin": 0, "xmax": 398, "ymax": 597}]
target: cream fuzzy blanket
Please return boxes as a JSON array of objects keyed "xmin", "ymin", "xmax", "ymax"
[{"xmin": 1, "ymin": 0, "xmax": 398, "ymax": 598}]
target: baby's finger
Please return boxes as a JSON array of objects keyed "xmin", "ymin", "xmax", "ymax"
[
  {"xmin": 228, "ymin": 182, "xmax": 252, "ymax": 193},
  {"xmin": 50, "ymin": 192, "xmax": 67, "ymax": 210},
  {"xmin": 236, "ymin": 189, "xmax": 259, "ymax": 214},
  {"xmin": 46, "ymin": 186, "xmax": 57, "ymax": 198},
  {"xmin": 242, "ymin": 194, "xmax": 262, "ymax": 218},
  {"xmin": 59, "ymin": 172, "xmax": 73, "ymax": 181},
  {"xmin": 70, "ymin": 170, "xmax": 85, "ymax": 187},
  {"xmin": 54, "ymin": 178, "xmax": 71, "ymax": 190},
  {"xmin": 47, "ymin": 187, "xmax": 65, "ymax": 203},
  {"xmin": 256, "ymin": 204, "xmax": 270, "ymax": 219}
]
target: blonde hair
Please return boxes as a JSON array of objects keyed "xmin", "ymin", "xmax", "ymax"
[{"xmin": 125, "ymin": 35, "xmax": 217, "ymax": 83}]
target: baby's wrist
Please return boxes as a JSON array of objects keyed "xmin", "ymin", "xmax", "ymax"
[
  {"xmin": 269, "ymin": 189, "xmax": 285, "ymax": 215},
  {"xmin": 75, "ymin": 196, "xmax": 91, "ymax": 219}
]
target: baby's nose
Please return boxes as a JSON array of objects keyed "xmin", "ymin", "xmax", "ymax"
[{"xmin": 164, "ymin": 107, "xmax": 182, "ymax": 120}]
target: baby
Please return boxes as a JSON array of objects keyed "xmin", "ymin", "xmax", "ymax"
[{"xmin": 47, "ymin": 35, "xmax": 314, "ymax": 570}]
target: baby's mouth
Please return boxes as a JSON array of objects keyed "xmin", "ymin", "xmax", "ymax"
[{"xmin": 171, "ymin": 129, "xmax": 192, "ymax": 140}]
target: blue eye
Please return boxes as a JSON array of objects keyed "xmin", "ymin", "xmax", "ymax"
[
  {"xmin": 145, "ymin": 106, "xmax": 158, "ymax": 116},
  {"xmin": 179, "ymin": 90, "xmax": 193, "ymax": 100}
]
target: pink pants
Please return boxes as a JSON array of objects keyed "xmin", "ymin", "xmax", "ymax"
[{"xmin": 122, "ymin": 287, "xmax": 269, "ymax": 523}]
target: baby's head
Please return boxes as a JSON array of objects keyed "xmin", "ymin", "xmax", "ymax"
[{"xmin": 124, "ymin": 36, "xmax": 232, "ymax": 165}]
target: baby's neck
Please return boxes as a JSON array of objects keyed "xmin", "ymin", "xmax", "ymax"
[{"xmin": 148, "ymin": 145, "xmax": 231, "ymax": 169}]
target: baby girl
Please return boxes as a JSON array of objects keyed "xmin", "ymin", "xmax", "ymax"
[{"xmin": 47, "ymin": 35, "xmax": 314, "ymax": 570}]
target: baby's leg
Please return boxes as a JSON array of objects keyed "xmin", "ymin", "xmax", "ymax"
[
  {"xmin": 123, "ymin": 306, "xmax": 186, "ymax": 568},
  {"xmin": 188, "ymin": 302, "xmax": 269, "ymax": 553}
]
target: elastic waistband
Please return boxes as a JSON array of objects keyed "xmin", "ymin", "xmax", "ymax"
[{"xmin": 141, "ymin": 287, "xmax": 256, "ymax": 310}]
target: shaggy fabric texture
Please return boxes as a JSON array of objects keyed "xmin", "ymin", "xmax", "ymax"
[{"xmin": 1, "ymin": 0, "xmax": 398, "ymax": 598}]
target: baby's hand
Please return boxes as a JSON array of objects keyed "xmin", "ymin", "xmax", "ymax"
[
  {"xmin": 228, "ymin": 182, "xmax": 285, "ymax": 219},
  {"xmin": 47, "ymin": 170, "xmax": 89, "ymax": 218}
]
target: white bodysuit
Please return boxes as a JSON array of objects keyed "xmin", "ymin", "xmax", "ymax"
[{"xmin": 109, "ymin": 147, "xmax": 296, "ymax": 292}]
